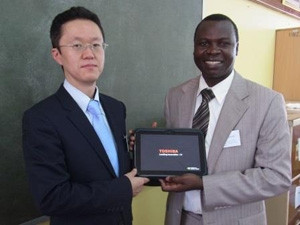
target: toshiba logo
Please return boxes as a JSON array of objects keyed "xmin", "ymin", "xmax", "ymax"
[{"xmin": 158, "ymin": 149, "xmax": 183, "ymax": 156}]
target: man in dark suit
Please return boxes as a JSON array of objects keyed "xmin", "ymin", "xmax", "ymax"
[{"xmin": 22, "ymin": 6, "xmax": 149, "ymax": 225}]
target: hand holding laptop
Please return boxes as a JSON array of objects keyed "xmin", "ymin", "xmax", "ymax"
[
  {"xmin": 128, "ymin": 121, "xmax": 157, "ymax": 151},
  {"xmin": 159, "ymin": 173, "xmax": 203, "ymax": 192}
]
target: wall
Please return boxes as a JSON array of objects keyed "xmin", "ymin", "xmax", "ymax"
[{"xmin": 203, "ymin": 0, "xmax": 299, "ymax": 88}]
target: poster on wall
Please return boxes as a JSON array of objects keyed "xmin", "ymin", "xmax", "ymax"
[{"xmin": 283, "ymin": 0, "xmax": 300, "ymax": 12}]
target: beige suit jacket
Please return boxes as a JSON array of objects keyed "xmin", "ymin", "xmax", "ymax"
[{"xmin": 164, "ymin": 72, "xmax": 291, "ymax": 225}]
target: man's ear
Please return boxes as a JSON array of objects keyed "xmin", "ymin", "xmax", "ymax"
[
  {"xmin": 51, "ymin": 48, "xmax": 63, "ymax": 65},
  {"xmin": 235, "ymin": 42, "xmax": 239, "ymax": 56}
]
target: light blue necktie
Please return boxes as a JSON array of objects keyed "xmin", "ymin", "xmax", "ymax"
[{"xmin": 87, "ymin": 100, "xmax": 119, "ymax": 176}]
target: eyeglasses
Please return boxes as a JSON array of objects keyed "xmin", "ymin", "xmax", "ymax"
[{"xmin": 59, "ymin": 43, "xmax": 108, "ymax": 52}]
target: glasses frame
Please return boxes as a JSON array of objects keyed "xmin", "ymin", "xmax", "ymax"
[{"xmin": 58, "ymin": 43, "xmax": 109, "ymax": 52}]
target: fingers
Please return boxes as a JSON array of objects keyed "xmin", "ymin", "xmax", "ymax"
[
  {"xmin": 165, "ymin": 176, "xmax": 175, "ymax": 182},
  {"xmin": 152, "ymin": 121, "xmax": 158, "ymax": 128},
  {"xmin": 128, "ymin": 130, "xmax": 135, "ymax": 151},
  {"xmin": 131, "ymin": 168, "xmax": 137, "ymax": 176},
  {"xmin": 159, "ymin": 174, "xmax": 203, "ymax": 192},
  {"xmin": 159, "ymin": 179, "xmax": 167, "ymax": 191},
  {"xmin": 128, "ymin": 122, "xmax": 157, "ymax": 151},
  {"xmin": 131, "ymin": 177, "xmax": 149, "ymax": 196},
  {"xmin": 127, "ymin": 168, "xmax": 149, "ymax": 184},
  {"xmin": 142, "ymin": 177, "xmax": 150, "ymax": 184},
  {"xmin": 125, "ymin": 168, "xmax": 137, "ymax": 179},
  {"xmin": 159, "ymin": 178, "xmax": 178, "ymax": 192},
  {"xmin": 129, "ymin": 140, "xmax": 135, "ymax": 151},
  {"xmin": 125, "ymin": 169, "xmax": 149, "ymax": 196}
]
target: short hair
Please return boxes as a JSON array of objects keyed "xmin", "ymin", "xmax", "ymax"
[
  {"xmin": 50, "ymin": 6, "xmax": 105, "ymax": 48},
  {"xmin": 194, "ymin": 14, "xmax": 239, "ymax": 43}
]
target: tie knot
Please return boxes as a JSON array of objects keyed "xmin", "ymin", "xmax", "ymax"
[
  {"xmin": 87, "ymin": 100, "xmax": 101, "ymax": 116},
  {"xmin": 201, "ymin": 88, "xmax": 215, "ymax": 102}
]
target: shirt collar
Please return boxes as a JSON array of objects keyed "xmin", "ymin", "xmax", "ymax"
[
  {"xmin": 63, "ymin": 79, "xmax": 100, "ymax": 112},
  {"xmin": 197, "ymin": 70, "xmax": 235, "ymax": 104}
]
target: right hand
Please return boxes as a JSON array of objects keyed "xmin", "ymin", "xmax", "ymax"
[
  {"xmin": 128, "ymin": 121, "xmax": 157, "ymax": 151},
  {"xmin": 159, "ymin": 173, "xmax": 203, "ymax": 192},
  {"xmin": 125, "ymin": 168, "xmax": 150, "ymax": 197}
]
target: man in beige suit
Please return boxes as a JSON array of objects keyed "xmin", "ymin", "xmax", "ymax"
[{"xmin": 160, "ymin": 14, "xmax": 291, "ymax": 225}]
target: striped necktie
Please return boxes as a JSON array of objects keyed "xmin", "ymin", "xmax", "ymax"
[{"xmin": 192, "ymin": 88, "xmax": 215, "ymax": 137}]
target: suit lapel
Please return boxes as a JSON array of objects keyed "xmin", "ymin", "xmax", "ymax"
[
  {"xmin": 55, "ymin": 85, "xmax": 117, "ymax": 177},
  {"xmin": 207, "ymin": 73, "xmax": 249, "ymax": 173},
  {"xmin": 179, "ymin": 77, "xmax": 199, "ymax": 127}
]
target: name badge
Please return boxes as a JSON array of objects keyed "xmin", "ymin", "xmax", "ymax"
[{"xmin": 224, "ymin": 130, "xmax": 241, "ymax": 148}]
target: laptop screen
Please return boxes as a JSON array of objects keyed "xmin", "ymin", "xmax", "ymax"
[{"xmin": 134, "ymin": 128, "xmax": 207, "ymax": 179}]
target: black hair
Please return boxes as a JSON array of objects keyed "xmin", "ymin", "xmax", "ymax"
[
  {"xmin": 50, "ymin": 6, "xmax": 105, "ymax": 48},
  {"xmin": 194, "ymin": 14, "xmax": 239, "ymax": 42}
]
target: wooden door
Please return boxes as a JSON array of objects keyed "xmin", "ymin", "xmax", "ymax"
[{"xmin": 273, "ymin": 27, "xmax": 300, "ymax": 101}]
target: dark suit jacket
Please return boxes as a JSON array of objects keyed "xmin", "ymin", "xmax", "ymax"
[{"xmin": 23, "ymin": 85, "xmax": 133, "ymax": 225}]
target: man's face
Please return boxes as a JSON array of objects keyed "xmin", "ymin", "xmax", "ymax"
[
  {"xmin": 194, "ymin": 20, "xmax": 238, "ymax": 87},
  {"xmin": 52, "ymin": 19, "xmax": 105, "ymax": 90}
]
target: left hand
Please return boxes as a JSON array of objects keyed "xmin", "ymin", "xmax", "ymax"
[
  {"xmin": 128, "ymin": 129, "xmax": 135, "ymax": 151},
  {"xmin": 128, "ymin": 122, "xmax": 158, "ymax": 151},
  {"xmin": 159, "ymin": 173, "xmax": 203, "ymax": 192}
]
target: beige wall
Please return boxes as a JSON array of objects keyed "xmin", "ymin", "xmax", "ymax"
[{"xmin": 132, "ymin": 1, "xmax": 299, "ymax": 225}]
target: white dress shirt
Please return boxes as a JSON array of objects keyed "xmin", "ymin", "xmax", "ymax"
[
  {"xmin": 183, "ymin": 71, "xmax": 234, "ymax": 214},
  {"xmin": 63, "ymin": 80, "xmax": 110, "ymax": 127}
]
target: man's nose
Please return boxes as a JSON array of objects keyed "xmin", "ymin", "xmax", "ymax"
[
  {"xmin": 206, "ymin": 44, "xmax": 220, "ymax": 54},
  {"xmin": 82, "ymin": 45, "xmax": 95, "ymax": 58}
]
